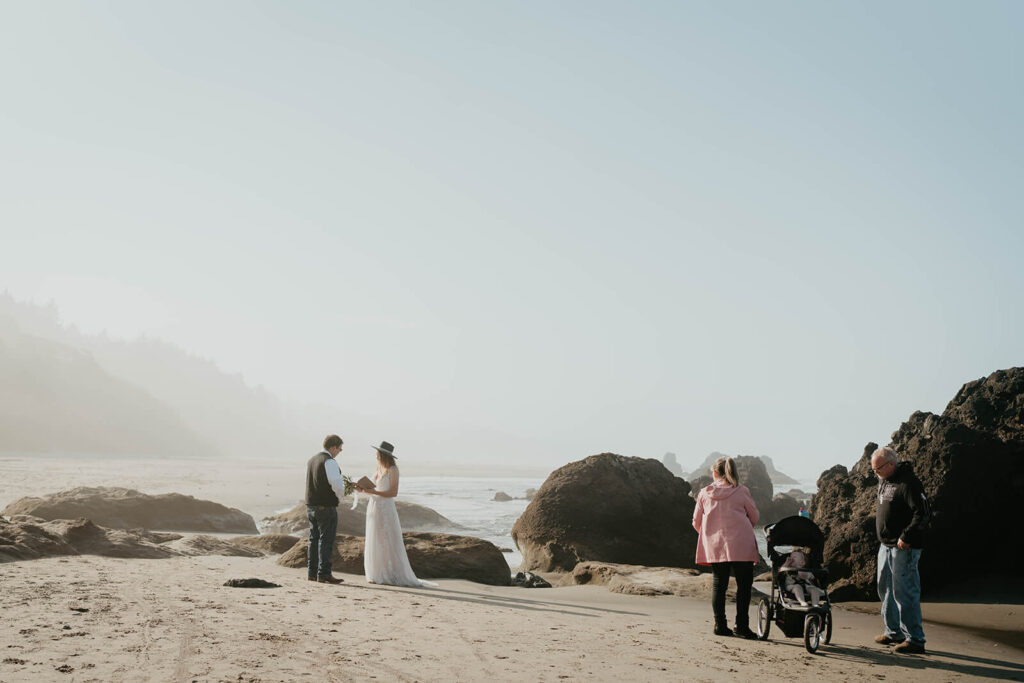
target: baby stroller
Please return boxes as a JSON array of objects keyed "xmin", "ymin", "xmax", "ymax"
[{"xmin": 757, "ymin": 515, "xmax": 833, "ymax": 653}]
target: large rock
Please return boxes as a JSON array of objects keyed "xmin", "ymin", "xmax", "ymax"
[
  {"xmin": 259, "ymin": 499, "xmax": 461, "ymax": 537},
  {"xmin": 2, "ymin": 487, "xmax": 257, "ymax": 534},
  {"xmin": 276, "ymin": 532, "xmax": 511, "ymax": 585},
  {"xmin": 811, "ymin": 368, "xmax": 1024, "ymax": 600},
  {"xmin": 510, "ymin": 453, "xmax": 697, "ymax": 572}
]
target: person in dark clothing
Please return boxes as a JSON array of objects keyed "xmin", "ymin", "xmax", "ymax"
[
  {"xmin": 306, "ymin": 434, "xmax": 348, "ymax": 584},
  {"xmin": 871, "ymin": 445, "xmax": 930, "ymax": 654}
]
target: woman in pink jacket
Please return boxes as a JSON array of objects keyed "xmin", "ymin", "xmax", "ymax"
[{"xmin": 692, "ymin": 456, "xmax": 760, "ymax": 638}]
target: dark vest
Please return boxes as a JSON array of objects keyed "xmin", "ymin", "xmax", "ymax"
[{"xmin": 305, "ymin": 451, "xmax": 339, "ymax": 507}]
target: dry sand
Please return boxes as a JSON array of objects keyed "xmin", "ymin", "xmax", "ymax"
[{"xmin": 1, "ymin": 555, "xmax": 1022, "ymax": 682}]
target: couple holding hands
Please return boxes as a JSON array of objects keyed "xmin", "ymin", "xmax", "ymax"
[{"xmin": 305, "ymin": 434, "xmax": 435, "ymax": 588}]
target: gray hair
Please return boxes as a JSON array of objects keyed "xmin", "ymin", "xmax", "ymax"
[{"xmin": 872, "ymin": 446, "xmax": 898, "ymax": 464}]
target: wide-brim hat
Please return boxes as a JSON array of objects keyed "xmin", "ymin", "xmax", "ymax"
[{"xmin": 372, "ymin": 440, "xmax": 397, "ymax": 458}]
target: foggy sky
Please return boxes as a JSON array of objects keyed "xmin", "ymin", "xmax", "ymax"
[{"xmin": 2, "ymin": 2, "xmax": 1022, "ymax": 479}]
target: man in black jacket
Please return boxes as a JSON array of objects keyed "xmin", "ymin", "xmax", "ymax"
[
  {"xmin": 306, "ymin": 434, "xmax": 347, "ymax": 584},
  {"xmin": 871, "ymin": 446, "xmax": 929, "ymax": 654}
]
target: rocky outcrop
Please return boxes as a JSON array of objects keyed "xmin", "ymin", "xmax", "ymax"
[
  {"xmin": 661, "ymin": 452, "xmax": 683, "ymax": 477},
  {"xmin": 510, "ymin": 454, "xmax": 697, "ymax": 572},
  {"xmin": 2, "ymin": 487, "xmax": 257, "ymax": 534},
  {"xmin": 259, "ymin": 499, "xmax": 461, "ymax": 537},
  {"xmin": 811, "ymin": 368, "xmax": 1024, "ymax": 600},
  {"xmin": 571, "ymin": 561, "xmax": 768, "ymax": 601},
  {"xmin": 492, "ymin": 491, "xmax": 514, "ymax": 502},
  {"xmin": 0, "ymin": 517, "xmax": 264, "ymax": 562},
  {"xmin": 276, "ymin": 532, "xmax": 511, "ymax": 585}
]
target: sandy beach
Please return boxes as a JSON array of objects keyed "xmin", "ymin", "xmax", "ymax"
[
  {"xmin": 0, "ymin": 554, "xmax": 1021, "ymax": 682},
  {"xmin": 2, "ymin": 455, "xmax": 1023, "ymax": 681}
]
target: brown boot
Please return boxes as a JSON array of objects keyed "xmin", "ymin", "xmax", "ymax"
[{"xmin": 317, "ymin": 575, "xmax": 344, "ymax": 584}]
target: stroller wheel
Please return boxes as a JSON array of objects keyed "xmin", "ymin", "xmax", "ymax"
[
  {"xmin": 823, "ymin": 610, "xmax": 832, "ymax": 645},
  {"xmin": 803, "ymin": 613, "xmax": 822, "ymax": 654},
  {"xmin": 756, "ymin": 598, "xmax": 771, "ymax": 640}
]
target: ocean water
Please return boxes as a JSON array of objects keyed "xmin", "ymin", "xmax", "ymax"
[{"xmin": 398, "ymin": 476, "xmax": 541, "ymax": 570}]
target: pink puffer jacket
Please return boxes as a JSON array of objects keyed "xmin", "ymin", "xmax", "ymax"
[{"xmin": 692, "ymin": 480, "xmax": 760, "ymax": 565}]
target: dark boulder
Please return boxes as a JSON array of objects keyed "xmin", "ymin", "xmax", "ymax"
[
  {"xmin": 510, "ymin": 453, "xmax": 697, "ymax": 572},
  {"xmin": 1, "ymin": 487, "xmax": 258, "ymax": 534},
  {"xmin": 277, "ymin": 532, "xmax": 511, "ymax": 585},
  {"xmin": 811, "ymin": 368, "xmax": 1024, "ymax": 600},
  {"xmin": 493, "ymin": 491, "xmax": 514, "ymax": 502}
]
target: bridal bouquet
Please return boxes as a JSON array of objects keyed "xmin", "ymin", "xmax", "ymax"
[{"xmin": 343, "ymin": 475, "xmax": 360, "ymax": 510}]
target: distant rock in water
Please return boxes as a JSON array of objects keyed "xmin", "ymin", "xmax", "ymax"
[
  {"xmin": 523, "ymin": 488, "xmax": 537, "ymax": 501},
  {"xmin": 277, "ymin": 532, "xmax": 510, "ymax": 585},
  {"xmin": 259, "ymin": 499, "xmax": 462, "ymax": 537},
  {"xmin": 493, "ymin": 491, "xmax": 513, "ymax": 502},
  {"xmin": 1, "ymin": 487, "xmax": 257, "ymax": 534},
  {"xmin": 811, "ymin": 367, "xmax": 1024, "ymax": 600},
  {"xmin": 686, "ymin": 452, "xmax": 800, "ymax": 487},
  {"xmin": 758, "ymin": 456, "xmax": 800, "ymax": 485},
  {"xmin": 661, "ymin": 452, "xmax": 683, "ymax": 477},
  {"xmin": 511, "ymin": 453, "xmax": 697, "ymax": 572}
]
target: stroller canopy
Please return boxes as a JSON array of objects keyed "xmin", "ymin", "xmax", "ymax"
[{"xmin": 764, "ymin": 515, "xmax": 825, "ymax": 566}]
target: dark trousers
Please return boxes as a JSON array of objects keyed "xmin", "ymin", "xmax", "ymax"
[
  {"xmin": 307, "ymin": 505, "xmax": 338, "ymax": 579},
  {"xmin": 711, "ymin": 561, "xmax": 754, "ymax": 628}
]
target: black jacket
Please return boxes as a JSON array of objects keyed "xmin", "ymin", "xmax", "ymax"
[{"xmin": 876, "ymin": 461, "xmax": 930, "ymax": 548}]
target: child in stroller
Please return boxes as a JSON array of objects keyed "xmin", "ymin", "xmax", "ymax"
[
  {"xmin": 780, "ymin": 548, "xmax": 825, "ymax": 607},
  {"xmin": 758, "ymin": 515, "xmax": 833, "ymax": 654}
]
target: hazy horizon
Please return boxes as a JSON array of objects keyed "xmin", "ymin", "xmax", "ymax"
[{"xmin": 3, "ymin": 3, "xmax": 1021, "ymax": 481}]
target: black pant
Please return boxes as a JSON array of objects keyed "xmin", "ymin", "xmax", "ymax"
[{"xmin": 711, "ymin": 561, "xmax": 753, "ymax": 627}]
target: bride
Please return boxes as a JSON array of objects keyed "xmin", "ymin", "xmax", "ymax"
[{"xmin": 358, "ymin": 441, "xmax": 437, "ymax": 588}]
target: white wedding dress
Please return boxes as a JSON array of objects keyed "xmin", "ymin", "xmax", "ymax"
[{"xmin": 364, "ymin": 468, "xmax": 436, "ymax": 587}]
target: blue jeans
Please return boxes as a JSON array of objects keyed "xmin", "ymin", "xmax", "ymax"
[
  {"xmin": 307, "ymin": 506, "xmax": 338, "ymax": 580},
  {"xmin": 877, "ymin": 544, "xmax": 925, "ymax": 645}
]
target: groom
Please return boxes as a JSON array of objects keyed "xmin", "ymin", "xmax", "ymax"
[{"xmin": 305, "ymin": 434, "xmax": 347, "ymax": 584}]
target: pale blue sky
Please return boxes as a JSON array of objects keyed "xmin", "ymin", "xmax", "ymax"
[{"xmin": 2, "ymin": 2, "xmax": 1021, "ymax": 477}]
